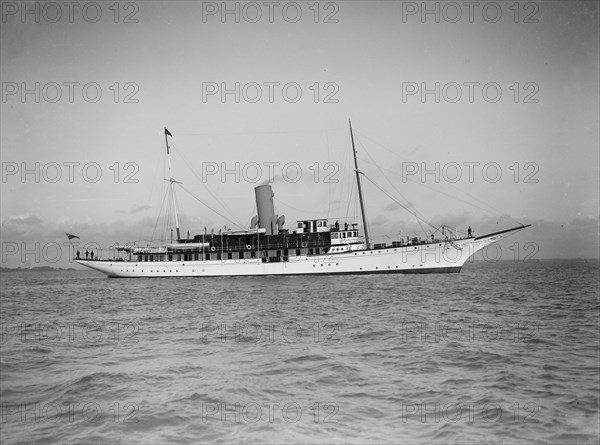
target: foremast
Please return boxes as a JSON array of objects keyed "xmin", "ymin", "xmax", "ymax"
[
  {"xmin": 164, "ymin": 127, "xmax": 182, "ymax": 241},
  {"xmin": 349, "ymin": 119, "xmax": 370, "ymax": 249}
]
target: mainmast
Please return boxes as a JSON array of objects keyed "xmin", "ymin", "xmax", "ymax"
[
  {"xmin": 349, "ymin": 120, "xmax": 370, "ymax": 249},
  {"xmin": 164, "ymin": 128, "xmax": 182, "ymax": 241}
]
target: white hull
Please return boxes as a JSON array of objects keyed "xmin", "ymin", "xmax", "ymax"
[{"xmin": 76, "ymin": 229, "xmax": 519, "ymax": 278}]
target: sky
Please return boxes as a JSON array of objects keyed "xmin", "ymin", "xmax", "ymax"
[{"xmin": 1, "ymin": 0, "xmax": 599, "ymax": 268}]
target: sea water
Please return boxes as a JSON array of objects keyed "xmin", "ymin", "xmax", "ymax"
[{"xmin": 1, "ymin": 260, "xmax": 598, "ymax": 444}]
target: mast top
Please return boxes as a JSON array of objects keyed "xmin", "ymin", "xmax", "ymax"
[{"xmin": 349, "ymin": 120, "xmax": 370, "ymax": 249}]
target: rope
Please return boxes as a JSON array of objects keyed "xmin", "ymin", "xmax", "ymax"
[
  {"xmin": 361, "ymin": 173, "xmax": 437, "ymax": 232},
  {"xmin": 178, "ymin": 184, "xmax": 244, "ymax": 229},
  {"xmin": 354, "ymin": 129, "xmax": 525, "ymax": 227}
]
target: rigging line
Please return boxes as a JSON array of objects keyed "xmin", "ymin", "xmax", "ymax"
[
  {"xmin": 273, "ymin": 196, "xmax": 319, "ymax": 216},
  {"xmin": 244, "ymin": 201, "xmax": 258, "ymax": 229},
  {"xmin": 172, "ymin": 183, "xmax": 183, "ymax": 233},
  {"xmin": 164, "ymin": 188, "xmax": 173, "ymax": 242},
  {"xmin": 273, "ymin": 197, "xmax": 351, "ymax": 221},
  {"xmin": 356, "ymin": 135, "xmax": 413, "ymax": 206},
  {"xmin": 358, "ymin": 157, "xmax": 505, "ymax": 220},
  {"xmin": 355, "ymin": 137, "xmax": 433, "ymax": 226},
  {"xmin": 173, "ymin": 148, "xmax": 235, "ymax": 219},
  {"xmin": 150, "ymin": 185, "xmax": 170, "ymax": 243},
  {"xmin": 163, "ymin": 185, "xmax": 173, "ymax": 243},
  {"xmin": 354, "ymin": 129, "xmax": 517, "ymax": 221},
  {"xmin": 345, "ymin": 175, "xmax": 357, "ymax": 222},
  {"xmin": 169, "ymin": 143, "xmax": 243, "ymax": 226},
  {"xmin": 335, "ymin": 133, "xmax": 353, "ymax": 218},
  {"xmin": 362, "ymin": 174, "xmax": 437, "ymax": 232},
  {"xmin": 358, "ymin": 156, "xmax": 436, "ymax": 228},
  {"xmin": 178, "ymin": 184, "xmax": 244, "ymax": 229},
  {"xmin": 180, "ymin": 155, "xmax": 235, "ymax": 224}
]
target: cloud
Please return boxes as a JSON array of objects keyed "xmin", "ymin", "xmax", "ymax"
[
  {"xmin": 115, "ymin": 205, "xmax": 152, "ymax": 214},
  {"xmin": 3, "ymin": 214, "xmax": 43, "ymax": 226},
  {"xmin": 1, "ymin": 214, "xmax": 45, "ymax": 239}
]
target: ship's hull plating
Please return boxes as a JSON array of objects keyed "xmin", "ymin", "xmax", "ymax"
[{"xmin": 76, "ymin": 231, "xmax": 514, "ymax": 278}]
